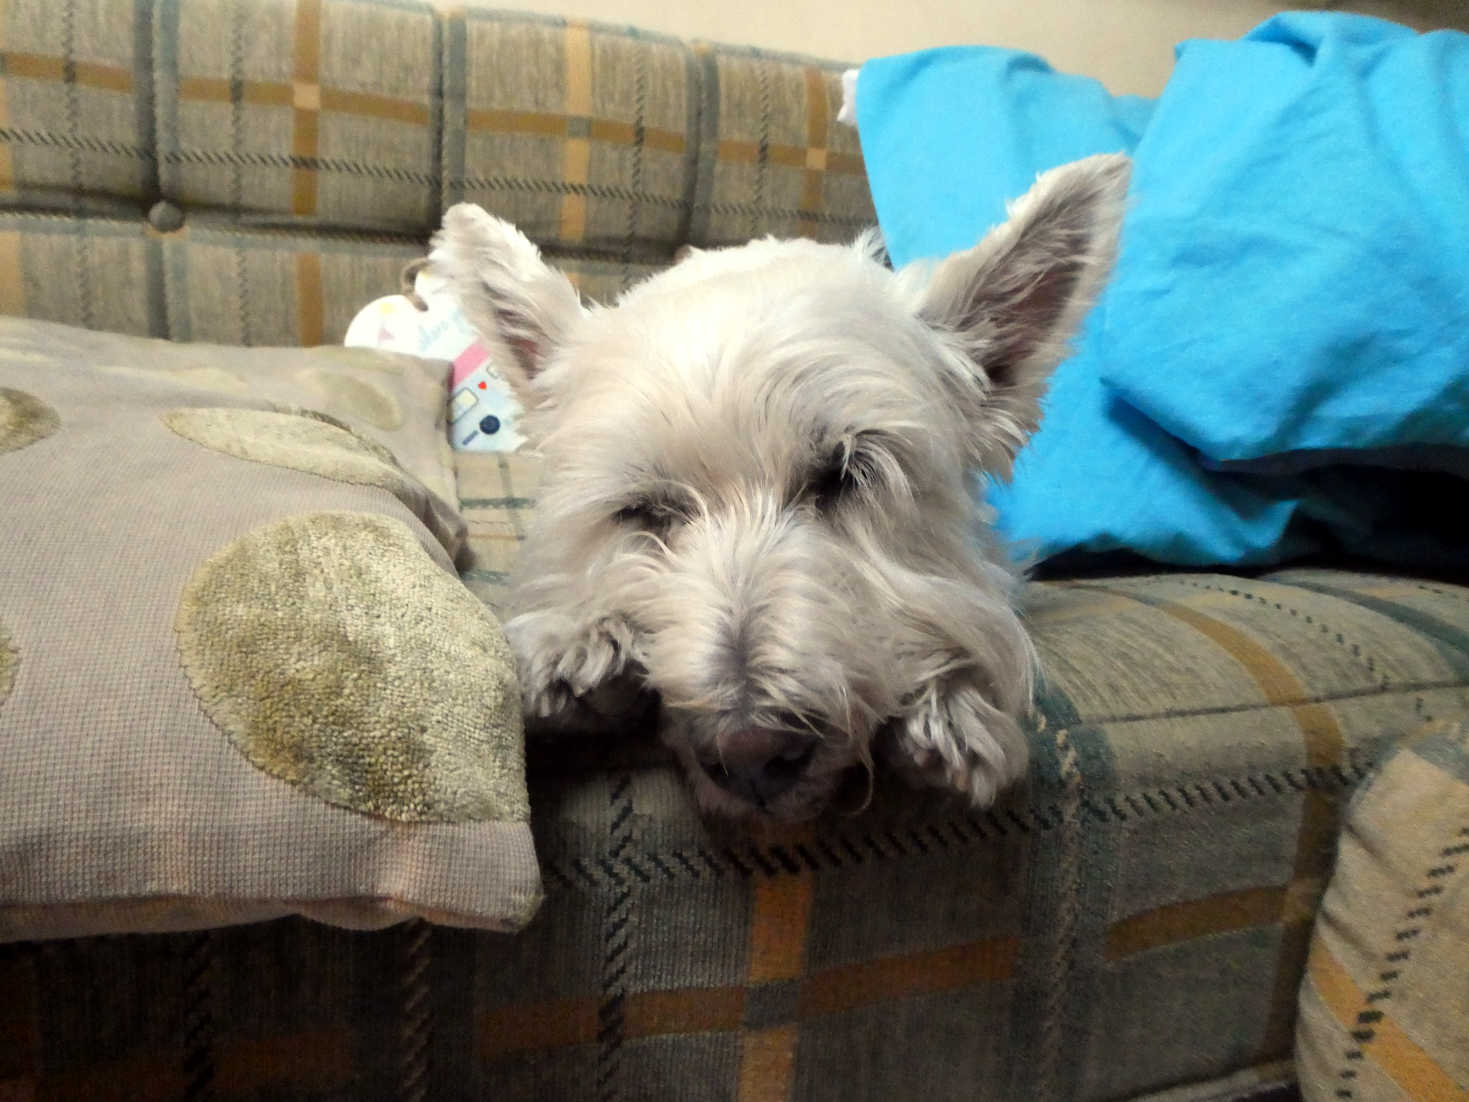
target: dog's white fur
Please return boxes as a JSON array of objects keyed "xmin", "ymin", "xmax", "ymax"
[{"xmin": 428, "ymin": 153, "xmax": 1130, "ymax": 822}]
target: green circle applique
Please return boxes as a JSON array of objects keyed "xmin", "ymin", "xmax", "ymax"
[
  {"xmin": 0, "ymin": 621, "xmax": 17, "ymax": 711},
  {"xmin": 268, "ymin": 405, "xmax": 401, "ymax": 467},
  {"xmin": 0, "ymin": 387, "xmax": 60, "ymax": 454},
  {"xmin": 161, "ymin": 407, "xmax": 411, "ymax": 495},
  {"xmin": 296, "ymin": 366, "xmax": 404, "ymax": 430},
  {"xmin": 99, "ymin": 364, "xmax": 251, "ymax": 394},
  {"xmin": 175, "ymin": 512, "xmax": 526, "ymax": 822}
]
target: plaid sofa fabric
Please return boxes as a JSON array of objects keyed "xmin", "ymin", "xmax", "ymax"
[
  {"xmin": 5, "ymin": 519, "xmax": 1466, "ymax": 1099},
  {"xmin": 445, "ymin": 455, "xmax": 1469, "ymax": 1102},
  {"xmin": 1295, "ymin": 721, "xmax": 1469, "ymax": 1101},
  {"xmin": 0, "ymin": 0, "xmax": 873, "ymax": 344},
  {"xmin": 0, "ymin": 211, "xmax": 655, "ymax": 348}
]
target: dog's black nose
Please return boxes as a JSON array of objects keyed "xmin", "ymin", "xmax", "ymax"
[{"xmin": 702, "ymin": 728, "xmax": 818, "ymax": 806}]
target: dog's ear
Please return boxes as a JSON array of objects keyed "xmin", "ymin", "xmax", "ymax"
[
  {"xmin": 917, "ymin": 153, "xmax": 1130, "ymax": 478},
  {"xmin": 426, "ymin": 204, "xmax": 585, "ymax": 407}
]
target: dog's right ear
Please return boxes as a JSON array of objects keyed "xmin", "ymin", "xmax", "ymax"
[
  {"xmin": 915, "ymin": 153, "xmax": 1130, "ymax": 479},
  {"xmin": 426, "ymin": 204, "xmax": 585, "ymax": 408}
]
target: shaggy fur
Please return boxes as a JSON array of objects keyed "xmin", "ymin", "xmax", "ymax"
[{"xmin": 427, "ymin": 153, "xmax": 1130, "ymax": 822}]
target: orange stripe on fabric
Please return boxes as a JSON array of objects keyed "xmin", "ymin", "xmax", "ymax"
[
  {"xmin": 715, "ymin": 138, "xmax": 862, "ymax": 174},
  {"xmin": 319, "ymin": 87, "xmax": 429, "ymax": 125},
  {"xmin": 0, "ymin": 0, "xmax": 11, "ymax": 195},
  {"xmin": 738, "ymin": 1025, "xmax": 799, "ymax": 1102},
  {"xmin": 293, "ymin": 0, "xmax": 321, "ymax": 83},
  {"xmin": 464, "ymin": 109, "xmax": 686, "ymax": 153},
  {"xmin": 624, "ymin": 986, "xmax": 745, "ymax": 1038},
  {"xmin": 798, "ymin": 936, "xmax": 1019, "ymax": 1019},
  {"xmin": 1077, "ymin": 583, "xmax": 1345, "ymax": 766},
  {"xmin": 746, "ymin": 875, "xmax": 812, "ymax": 983},
  {"xmin": 588, "ymin": 118, "xmax": 685, "ymax": 153},
  {"xmin": 737, "ymin": 867, "xmax": 813, "ymax": 1102},
  {"xmin": 478, "ymin": 996, "xmax": 599, "ymax": 1059},
  {"xmin": 214, "ymin": 1028, "xmax": 352, "ymax": 1092},
  {"xmin": 1, "ymin": 52, "xmax": 132, "ymax": 93},
  {"xmin": 559, "ymin": 22, "xmax": 591, "ymax": 242},
  {"xmin": 1135, "ymin": 596, "xmax": 1306, "ymax": 707},
  {"xmin": 72, "ymin": 59, "xmax": 133, "ymax": 93},
  {"xmin": 290, "ymin": 0, "xmax": 322, "ymax": 216},
  {"xmin": 1309, "ymin": 945, "xmax": 1469, "ymax": 1102},
  {"xmin": 0, "ymin": 77, "xmax": 12, "ymax": 196},
  {"xmin": 797, "ymin": 66, "xmax": 828, "ymax": 237},
  {"xmin": 1080, "ymin": 582, "xmax": 1345, "ymax": 1059},
  {"xmin": 469, "ymin": 934, "xmax": 1023, "ymax": 1057},
  {"xmin": 177, "ymin": 75, "xmax": 294, "ymax": 106},
  {"xmin": 295, "ymin": 252, "xmax": 323, "ymax": 346},
  {"xmin": 466, "ymin": 107, "xmax": 569, "ymax": 136},
  {"xmin": 177, "ymin": 76, "xmax": 425, "ymax": 123},
  {"xmin": 1105, "ymin": 885, "xmax": 1288, "ymax": 960},
  {"xmin": 717, "ymin": 139, "xmax": 810, "ymax": 170},
  {"xmin": 0, "ymin": 232, "xmax": 26, "ymax": 314}
]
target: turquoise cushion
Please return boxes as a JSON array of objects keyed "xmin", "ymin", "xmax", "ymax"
[{"xmin": 856, "ymin": 14, "xmax": 1469, "ymax": 568}]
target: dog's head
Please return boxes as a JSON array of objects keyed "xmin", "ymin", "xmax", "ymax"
[{"xmin": 431, "ymin": 154, "xmax": 1129, "ymax": 822}]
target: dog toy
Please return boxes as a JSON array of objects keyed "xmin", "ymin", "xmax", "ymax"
[{"xmin": 343, "ymin": 264, "xmax": 527, "ymax": 452}]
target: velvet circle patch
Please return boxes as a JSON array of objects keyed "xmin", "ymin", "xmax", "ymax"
[
  {"xmin": 175, "ymin": 511, "xmax": 526, "ymax": 822},
  {"xmin": 0, "ymin": 621, "xmax": 16, "ymax": 712},
  {"xmin": 0, "ymin": 387, "xmax": 59, "ymax": 454},
  {"xmin": 296, "ymin": 366, "xmax": 405, "ymax": 430},
  {"xmin": 161, "ymin": 406, "xmax": 409, "ymax": 487}
]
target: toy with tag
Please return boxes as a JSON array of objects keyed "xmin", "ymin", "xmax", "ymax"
[{"xmin": 344, "ymin": 269, "xmax": 527, "ymax": 451}]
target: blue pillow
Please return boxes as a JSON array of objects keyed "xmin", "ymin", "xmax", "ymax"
[
  {"xmin": 856, "ymin": 16, "xmax": 1469, "ymax": 568},
  {"xmin": 1097, "ymin": 13, "xmax": 1469, "ymax": 466},
  {"xmin": 856, "ymin": 44, "xmax": 1295, "ymax": 565},
  {"xmin": 855, "ymin": 46, "xmax": 1155, "ymax": 271}
]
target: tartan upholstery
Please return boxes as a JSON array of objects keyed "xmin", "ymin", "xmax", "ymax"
[
  {"xmin": 0, "ymin": 211, "xmax": 653, "ymax": 348},
  {"xmin": 6, "ymin": 495, "xmax": 1468, "ymax": 1097},
  {"xmin": 0, "ymin": 0, "xmax": 872, "ymax": 343},
  {"xmin": 1295, "ymin": 721, "xmax": 1469, "ymax": 1100}
]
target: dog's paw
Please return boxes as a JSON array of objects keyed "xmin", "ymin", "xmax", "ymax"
[
  {"xmin": 886, "ymin": 678, "xmax": 1029, "ymax": 807},
  {"xmin": 509, "ymin": 614, "xmax": 644, "ymax": 722}
]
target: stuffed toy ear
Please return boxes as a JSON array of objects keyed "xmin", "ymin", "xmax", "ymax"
[
  {"xmin": 424, "ymin": 204, "xmax": 585, "ymax": 408},
  {"xmin": 917, "ymin": 153, "xmax": 1130, "ymax": 478}
]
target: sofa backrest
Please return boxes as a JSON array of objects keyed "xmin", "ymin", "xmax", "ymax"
[{"xmin": 0, "ymin": 0, "xmax": 873, "ymax": 347}]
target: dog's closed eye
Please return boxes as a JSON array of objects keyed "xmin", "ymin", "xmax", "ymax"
[
  {"xmin": 613, "ymin": 495, "xmax": 688, "ymax": 533},
  {"xmin": 807, "ymin": 438, "xmax": 881, "ymax": 512}
]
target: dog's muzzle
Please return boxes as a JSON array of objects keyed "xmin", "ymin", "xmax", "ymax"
[{"xmin": 698, "ymin": 726, "xmax": 819, "ymax": 807}]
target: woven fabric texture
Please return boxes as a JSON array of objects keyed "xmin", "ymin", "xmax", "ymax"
[
  {"xmin": 0, "ymin": 317, "xmax": 540, "ymax": 944},
  {"xmin": 6, "ymin": 526, "xmax": 1466, "ymax": 1096},
  {"xmin": 0, "ymin": 0, "xmax": 872, "ymax": 345},
  {"xmin": 1296, "ymin": 722, "xmax": 1469, "ymax": 1102}
]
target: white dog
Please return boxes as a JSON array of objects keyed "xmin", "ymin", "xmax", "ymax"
[{"xmin": 427, "ymin": 154, "xmax": 1129, "ymax": 822}]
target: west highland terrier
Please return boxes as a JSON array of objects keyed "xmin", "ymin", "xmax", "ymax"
[{"xmin": 426, "ymin": 153, "xmax": 1130, "ymax": 823}]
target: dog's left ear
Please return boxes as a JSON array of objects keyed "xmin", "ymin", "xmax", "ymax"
[
  {"xmin": 426, "ymin": 203, "xmax": 586, "ymax": 408},
  {"xmin": 917, "ymin": 153, "xmax": 1130, "ymax": 477}
]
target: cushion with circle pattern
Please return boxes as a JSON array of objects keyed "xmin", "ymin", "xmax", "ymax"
[{"xmin": 0, "ymin": 316, "xmax": 539, "ymax": 941}]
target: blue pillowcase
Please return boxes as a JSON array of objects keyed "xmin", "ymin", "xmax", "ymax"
[
  {"xmin": 1098, "ymin": 14, "xmax": 1469, "ymax": 465},
  {"xmin": 853, "ymin": 46, "xmax": 1155, "ymax": 270},
  {"xmin": 856, "ymin": 13, "xmax": 1469, "ymax": 569}
]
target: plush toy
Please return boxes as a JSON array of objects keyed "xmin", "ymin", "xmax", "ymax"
[{"xmin": 344, "ymin": 263, "xmax": 527, "ymax": 452}]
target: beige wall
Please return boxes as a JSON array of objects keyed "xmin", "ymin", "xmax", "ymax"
[{"xmin": 487, "ymin": 0, "xmax": 1469, "ymax": 95}]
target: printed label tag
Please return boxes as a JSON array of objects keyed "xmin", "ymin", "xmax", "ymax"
[{"xmin": 344, "ymin": 270, "xmax": 527, "ymax": 452}]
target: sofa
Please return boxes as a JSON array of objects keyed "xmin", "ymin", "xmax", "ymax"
[{"xmin": 2, "ymin": 1, "xmax": 1466, "ymax": 1099}]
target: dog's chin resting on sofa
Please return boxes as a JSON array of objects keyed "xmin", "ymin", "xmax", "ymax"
[{"xmin": 427, "ymin": 153, "xmax": 1130, "ymax": 824}]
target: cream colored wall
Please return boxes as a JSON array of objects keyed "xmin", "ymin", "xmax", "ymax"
[{"xmin": 487, "ymin": 0, "xmax": 1469, "ymax": 95}]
